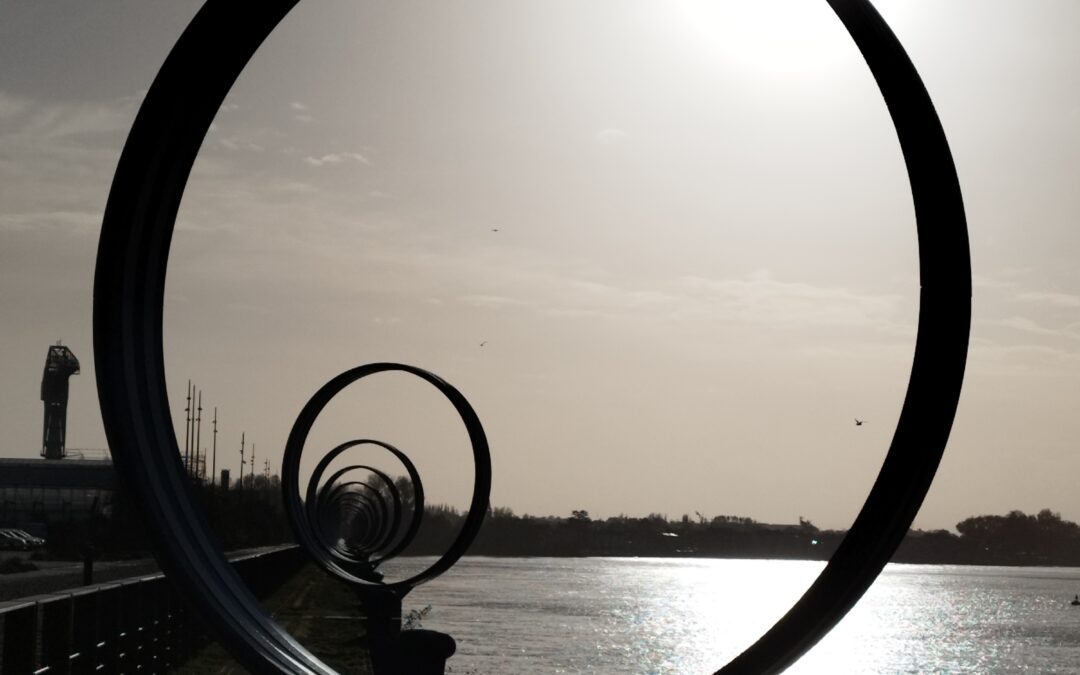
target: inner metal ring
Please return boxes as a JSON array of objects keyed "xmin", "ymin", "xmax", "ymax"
[
  {"xmin": 93, "ymin": 1, "xmax": 969, "ymax": 672},
  {"xmin": 312, "ymin": 463, "xmax": 405, "ymax": 562},
  {"xmin": 303, "ymin": 439, "xmax": 425, "ymax": 570}
]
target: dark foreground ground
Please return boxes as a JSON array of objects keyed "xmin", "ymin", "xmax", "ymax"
[
  {"xmin": 0, "ymin": 555, "xmax": 163, "ymax": 602},
  {"xmin": 0, "ymin": 551, "xmax": 374, "ymax": 673},
  {"xmin": 0, "ymin": 547, "xmax": 283, "ymax": 603},
  {"xmin": 175, "ymin": 563, "xmax": 374, "ymax": 674}
]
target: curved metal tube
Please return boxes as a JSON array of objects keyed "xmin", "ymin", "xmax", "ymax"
[
  {"xmin": 312, "ymin": 464, "xmax": 404, "ymax": 561},
  {"xmin": 284, "ymin": 407, "xmax": 477, "ymax": 596},
  {"xmin": 319, "ymin": 481, "xmax": 388, "ymax": 554},
  {"xmin": 93, "ymin": 0, "xmax": 966, "ymax": 671},
  {"xmin": 717, "ymin": 2, "xmax": 970, "ymax": 672},
  {"xmin": 304, "ymin": 440, "xmax": 425, "ymax": 567}
]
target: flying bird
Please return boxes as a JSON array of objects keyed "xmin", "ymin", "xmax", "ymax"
[
  {"xmin": 491, "ymin": 228, "xmax": 499, "ymax": 232},
  {"xmin": 480, "ymin": 341, "xmax": 488, "ymax": 347},
  {"xmin": 855, "ymin": 418, "xmax": 865, "ymax": 426}
]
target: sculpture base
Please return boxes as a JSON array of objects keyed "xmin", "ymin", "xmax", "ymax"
[{"xmin": 371, "ymin": 629, "xmax": 456, "ymax": 675}]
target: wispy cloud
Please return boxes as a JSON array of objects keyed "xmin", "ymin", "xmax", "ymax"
[
  {"xmin": 594, "ymin": 128, "xmax": 628, "ymax": 144},
  {"xmin": 454, "ymin": 265, "xmax": 906, "ymax": 339},
  {"xmin": 218, "ymin": 137, "xmax": 265, "ymax": 152},
  {"xmin": 1015, "ymin": 291, "xmax": 1080, "ymax": 308},
  {"xmin": 3, "ymin": 97, "xmax": 135, "ymax": 141},
  {"xmin": 997, "ymin": 316, "xmax": 1067, "ymax": 338},
  {"xmin": 289, "ymin": 101, "xmax": 313, "ymax": 123},
  {"xmin": 675, "ymin": 271, "xmax": 904, "ymax": 330},
  {"xmin": 459, "ymin": 294, "xmax": 535, "ymax": 309},
  {"xmin": 0, "ymin": 210, "xmax": 100, "ymax": 233},
  {"xmin": 0, "ymin": 91, "xmax": 30, "ymax": 121},
  {"xmin": 303, "ymin": 152, "xmax": 370, "ymax": 167}
]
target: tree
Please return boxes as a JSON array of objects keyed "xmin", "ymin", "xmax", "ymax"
[{"xmin": 570, "ymin": 509, "xmax": 591, "ymax": 523}]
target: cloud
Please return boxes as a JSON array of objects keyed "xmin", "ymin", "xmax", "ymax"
[
  {"xmin": 4, "ymin": 98, "xmax": 136, "ymax": 141},
  {"xmin": 303, "ymin": 152, "xmax": 370, "ymax": 167},
  {"xmin": 1015, "ymin": 291, "xmax": 1080, "ymax": 308},
  {"xmin": 218, "ymin": 137, "xmax": 265, "ymax": 152},
  {"xmin": 0, "ymin": 210, "xmax": 100, "ymax": 233},
  {"xmin": 0, "ymin": 91, "xmax": 30, "ymax": 121},
  {"xmin": 675, "ymin": 271, "xmax": 904, "ymax": 331},
  {"xmin": 458, "ymin": 294, "xmax": 535, "ymax": 309},
  {"xmin": 450, "ymin": 261, "xmax": 906, "ymax": 341},
  {"xmin": 997, "ymin": 316, "xmax": 1066, "ymax": 338},
  {"xmin": 594, "ymin": 128, "xmax": 628, "ymax": 144}
]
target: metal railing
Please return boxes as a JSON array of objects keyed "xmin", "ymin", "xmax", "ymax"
[{"xmin": 0, "ymin": 545, "xmax": 305, "ymax": 674}]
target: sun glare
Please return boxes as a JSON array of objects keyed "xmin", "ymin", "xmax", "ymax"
[{"xmin": 673, "ymin": 0, "xmax": 861, "ymax": 80}]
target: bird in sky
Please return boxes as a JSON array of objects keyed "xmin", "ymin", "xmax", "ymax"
[
  {"xmin": 480, "ymin": 341, "xmax": 488, "ymax": 347},
  {"xmin": 491, "ymin": 228, "xmax": 499, "ymax": 232},
  {"xmin": 855, "ymin": 418, "xmax": 865, "ymax": 426}
]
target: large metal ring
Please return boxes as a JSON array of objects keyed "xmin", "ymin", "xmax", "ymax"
[{"xmin": 93, "ymin": 0, "xmax": 969, "ymax": 672}]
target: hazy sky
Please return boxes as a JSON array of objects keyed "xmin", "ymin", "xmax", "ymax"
[{"xmin": 2, "ymin": 1, "xmax": 1079, "ymax": 531}]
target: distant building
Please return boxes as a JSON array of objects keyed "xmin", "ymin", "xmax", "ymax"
[{"xmin": 0, "ymin": 457, "xmax": 115, "ymax": 529}]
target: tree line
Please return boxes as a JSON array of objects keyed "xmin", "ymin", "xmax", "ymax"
[{"xmin": 397, "ymin": 506, "xmax": 1080, "ymax": 566}]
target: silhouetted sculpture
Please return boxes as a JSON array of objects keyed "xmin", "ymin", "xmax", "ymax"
[
  {"xmin": 93, "ymin": 0, "xmax": 967, "ymax": 671},
  {"xmin": 40, "ymin": 343, "xmax": 80, "ymax": 459}
]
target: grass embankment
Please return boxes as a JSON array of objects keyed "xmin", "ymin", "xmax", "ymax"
[{"xmin": 175, "ymin": 564, "xmax": 373, "ymax": 674}]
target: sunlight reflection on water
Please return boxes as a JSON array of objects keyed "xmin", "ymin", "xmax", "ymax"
[{"xmin": 382, "ymin": 558, "xmax": 1080, "ymax": 673}]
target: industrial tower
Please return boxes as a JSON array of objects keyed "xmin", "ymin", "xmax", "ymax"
[{"xmin": 40, "ymin": 343, "xmax": 80, "ymax": 459}]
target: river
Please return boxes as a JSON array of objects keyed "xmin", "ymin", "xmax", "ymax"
[{"xmin": 380, "ymin": 557, "xmax": 1080, "ymax": 673}]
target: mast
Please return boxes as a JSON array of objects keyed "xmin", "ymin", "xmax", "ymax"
[
  {"xmin": 239, "ymin": 432, "xmax": 245, "ymax": 491},
  {"xmin": 184, "ymin": 380, "xmax": 191, "ymax": 473},
  {"xmin": 195, "ymin": 389, "xmax": 203, "ymax": 481},
  {"xmin": 212, "ymin": 407, "xmax": 218, "ymax": 487}
]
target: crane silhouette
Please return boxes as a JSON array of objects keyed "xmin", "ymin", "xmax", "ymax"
[{"xmin": 41, "ymin": 343, "xmax": 80, "ymax": 459}]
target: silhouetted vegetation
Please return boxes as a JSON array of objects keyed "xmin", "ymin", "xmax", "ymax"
[
  {"xmin": 46, "ymin": 479, "xmax": 293, "ymax": 560},
  {"xmin": 403, "ymin": 506, "xmax": 1080, "ymax": 567}
]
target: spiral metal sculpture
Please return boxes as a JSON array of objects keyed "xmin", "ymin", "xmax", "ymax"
[
  {"xmin": 308, "ymin": 459, "xmax": 414, "ymax": 574},
  {"xmin": 93, "ymin": 0, "xmax": 969, "ymax": 673},
  {"xmin": 302, "ymin": 439, "xmax": 427, "ymax": 580},
  {"xmin": 282, "ymin": 364, "xmax": 492, "ymax": 594}
]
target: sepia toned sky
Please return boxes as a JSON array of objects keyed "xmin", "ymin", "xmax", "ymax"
[{"xmin": 1, "ymin": 1, "xmax": 1079, "ymax": 531}]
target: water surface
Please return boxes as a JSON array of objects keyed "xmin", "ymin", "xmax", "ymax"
[{"xmin": 381, "ymin": 557, "xmax": 1080, "ymax": 673}]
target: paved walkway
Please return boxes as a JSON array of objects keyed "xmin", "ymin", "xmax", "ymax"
[
  {"xmin": 0, "ymin": 547, "xmax": 282, "ymax": 602},
  {"xmin": 174, "ymin": 564, "xmax": 374, "ymax": 674}
]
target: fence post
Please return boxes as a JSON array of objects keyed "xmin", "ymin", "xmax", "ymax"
[
  {"xmin": 1, "ymin": 600, "xmax": 38, "ymax": 674},
  {"xmin": 69, "ymin": 588, "xmax": 98, "ymax": 675},
  {"xmin": 95, "ymin": 585, "xmax": 121, "ymax": 672},
  {"xmin": 39, "ymin": 593, "xmax": 73, "ymax": 675}
]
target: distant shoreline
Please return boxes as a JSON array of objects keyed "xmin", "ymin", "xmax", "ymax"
[{"xmin": 403, "ymin": 507, "xmax": 1080, "ymax": 568}]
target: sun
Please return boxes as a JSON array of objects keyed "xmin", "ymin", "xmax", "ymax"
[{"xmin": 672, "ymin": 0, "xmax": 876, "ymax": 81}]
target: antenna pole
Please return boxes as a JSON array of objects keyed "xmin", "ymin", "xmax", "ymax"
[
  {"xmin": 239, "ymin": 432, "xmax": 245, "ymax": 491},
  {"xmin": 195, "ymin": 389, "xmax": 203, "ymax": 481},
  {"xmin": 212, "ymin": 406, "xmax": 218, "ymax": 487},
  {"xmin": 184, "ymin": 380, "xmax": 191, "ymax": 475}
]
